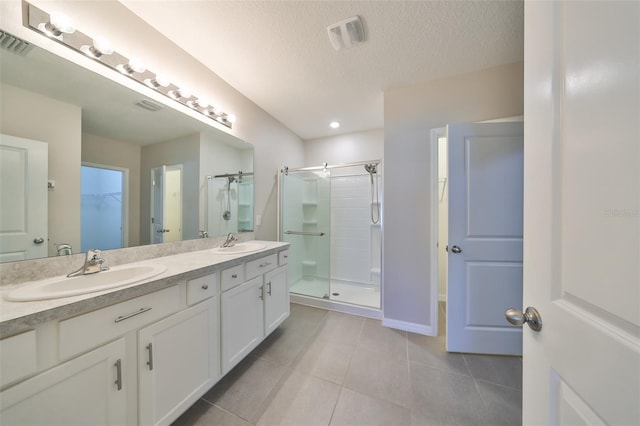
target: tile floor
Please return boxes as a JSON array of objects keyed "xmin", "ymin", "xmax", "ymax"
[{"xmin": 173, "ymin": 303, "xmax": 522, "ymax": 426}]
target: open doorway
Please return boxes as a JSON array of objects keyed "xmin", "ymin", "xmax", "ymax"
[
  {"xmin": 81, "ymin": 163, "xmax": 128, "ymax": 252},
  {"xmin": 150, "ymin": 165, "xmax": 183, "ymax": 244}
]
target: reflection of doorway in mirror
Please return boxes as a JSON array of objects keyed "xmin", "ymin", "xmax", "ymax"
[
  {"xmin": 81, "ymin": 164, "xmax": 127, "ymax": 252},
  {"xmin": 150, "ymin": 165, "xmax": 183, "ymax": 244}
]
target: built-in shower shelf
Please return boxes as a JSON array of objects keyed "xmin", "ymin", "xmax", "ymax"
[
  {"xmin": 302, "ymin": 201, "xmax": 318, "ymax": 206},
  {"xmin": 303, "ymin": 220, "xmax": 318, "ymax": 225},
  {"xmin": 302, "ymin": 260, "xmax": 317, "ymax": 267},
  {"xmin": 239, "ymin": 203, "xmax": 251, "ymax": 207}
]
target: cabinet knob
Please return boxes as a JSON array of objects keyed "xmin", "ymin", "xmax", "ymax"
[
  {"xmin": 202, "ymin": 284, "xmax": 209, "ymax": 290},
  {"xmin": 232, "ymin": 274, "xmax": 238, "ymax": 278}
]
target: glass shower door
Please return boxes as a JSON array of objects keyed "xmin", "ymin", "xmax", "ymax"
[{"xmin": 280, "ymin": 169, "xmax": 331, "ymax": 299}]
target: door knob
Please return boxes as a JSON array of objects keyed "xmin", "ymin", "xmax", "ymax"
[
  {"xmin": 33, "ymin": 238, "xmax": 45, "ymax": 244},
  {"xmin": 451, "ymin": 245, "xmax": 462, "ymax": 254},
  {"xmin": 505, "ymin": 307, "xmax": 542, "ymax": 331}
]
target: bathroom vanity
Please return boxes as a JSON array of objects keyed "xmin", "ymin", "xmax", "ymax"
[{"xmin": 0, "ymin": 241, "xmax": 289, "ymax": 426}]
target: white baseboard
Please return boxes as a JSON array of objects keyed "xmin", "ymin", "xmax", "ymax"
[{"xmin": 382, "ymin": 318, "xmax": 436, "ymax": 336}]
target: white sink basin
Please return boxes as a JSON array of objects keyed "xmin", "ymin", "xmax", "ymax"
[
  {"xmin": 211, "ymin": 242, "xmax": 266, "ymax": 255},
  {"xmin": 5, "ymin": 263, "xmax": 168, "ymax": 302}
]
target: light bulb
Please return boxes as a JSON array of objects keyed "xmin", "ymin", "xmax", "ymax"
[
  {"xmin": 330, "ymin": 121, "xmax": 340, "ymax": 129},
  {"xmin": 42, "ymin": 11, "xmax": 75, "ymax": 37},
  {"xmin": 117, "ymin": 57, "xmax": 146, "ymax": 75},
  {"xmin": 227, "ymin": 114, "xmax": 237, "ymax": 123},
  {"xmin": 144, "ymin": 74, "xmax": 171, "ymax": 88},
  {"xmin": 82, "ymin": 37, "xmax": 113, "ymax": 58}
]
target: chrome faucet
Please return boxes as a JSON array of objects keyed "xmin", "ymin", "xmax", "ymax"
[
  {"xmin": 67, "ymin": 249, "xmax": 109, "ymax": 277},
  {"xmin": 221, "ymin": 233, "xmax": 238, "ymax": 248}
]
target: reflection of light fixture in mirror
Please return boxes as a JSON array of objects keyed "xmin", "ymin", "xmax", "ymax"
[
  {"xmin": 24, "ymin": 1, "xmax": 236, "ymax": 129},
  {"xmin": 187, "ymin": 97, "xmax": 210, "ymax": 110},
  {"xmin": 144, "ymin": 74, "xmax": 170, "ymax": 88},
  {"xmin": 80, "ymin": 37, "xmax": 113, "ymax": 58},
  {"xmin": 117, "ymin": 57, "xmax": 146, "ymax": 75},
  {"xmin": 169, "ymin": 85, "xmax": 192, "ymax": 100},
  {"xmin": 40, "ymin": 11, "xmax": 75, "ymax": 37}
]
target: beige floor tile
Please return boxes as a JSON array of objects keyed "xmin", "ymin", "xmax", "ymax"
[
  {"xmin": 171, "ymin": 399, "xmax": 251, "ymax": 426},
  {"xmin": 280, "ymin": 303, "xmax": 328, "ymax": 334},
  {"xmin": 202, "ymin": 356, "xmax": 286, "ymax": 423},
  {"xmin": 256, "ymin": 370, "xmax": 341, "ymax": 426},
  {"xmin": 463, "ymin": 354, "xmax": 522, "ymax": 390},
  {"xmin": 252, "ymin": 326, "xmax": 312, "ymax": 366},
  {"xmin": 293, "ymin": 337, "xmax": 356, "ymax": 384},
  {"xmin": 407, "ymin": 333, "xmax": 470, "ymax": 376},
  {"xmin": 357, "ymin": 319, "xmax": 408, "ymax": 363},
  {"xmin": 344, "ymin": 347, "xmax": 412, "ymax": 408},
  {"xmin": 315, "ymin": 310, "xmax": 365, "ymax": 345},
  {"xmin": 475, "ymin": 380, "xmax": 523, "ymax": 426},
  {"xmin": 410, "ymin": 361, "xmax": 489, "ymax": 426},
  {"xmin": 330, "ymin": 387, "xmax": 411, "ymax": 426}
]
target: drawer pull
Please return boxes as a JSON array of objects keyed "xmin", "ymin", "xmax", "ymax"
[
  {"xmin": 259, "ymin": 285, "xmax": 264, "ymax": 300},
  {"xmin": 146, "ymin": 343, "xmax": 154, "ymax": 370},
  {"xmin": 259, "ymin": 262, "xmax": 271, "ymax": 268},
  {"xmin": 267, "ymin": 281, "xmax": 272, "ymax": 296},
  {"xmin": 232, "ymin": 274, "xmax": 238, "ymax": 278},
  {"xmin": 114, "ymin": 307, "xmax": 152, "ymax": 323},
  {"xmin": 114, "ymin": 359, "xmax": 123, "ymax": 391},
  {"xmin": 283, "ymin": 255, "xmax": 288, "ymax": 259},
  {"xmin": 202, "ymin": 284, "xmax": 209, "ymax": 290}
]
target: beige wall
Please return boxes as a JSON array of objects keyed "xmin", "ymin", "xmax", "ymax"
[
  {"xmin": 140, "ymin": 134, "xmax": 200, "ymax": 244},
  {"xmin": 304, "ymin": 129, "xmax": 384, "ymax": 167},
  {"xmin": 0, "ymin": 83, "xmax": 81, "ymax": 256},
  {"xmin": 383, "ymin": 61, "xmax": 524, "ymax": 331},
  {"xmin": 82, "ymin": 133, "xmax": 141, "ymax": 247}
]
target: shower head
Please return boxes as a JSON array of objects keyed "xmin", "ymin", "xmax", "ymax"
[{"xmin": 364, "ymin": 164, "xmax": 377, "ymax": 174}]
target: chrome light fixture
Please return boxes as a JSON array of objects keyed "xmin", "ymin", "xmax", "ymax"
[{"xmin": 24, "ymin": 2, "xmax": 235, "ymax": 129}]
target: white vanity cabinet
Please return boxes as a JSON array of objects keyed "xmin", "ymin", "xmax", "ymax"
[
  {"xmin": 0, "ymin": 244, "xmax": 289, "ymax": 425},
  {"xmin": 221, "ymin": 251, "xmax": 289, "ymax": 374},
  {"xmin": 138, "ymin": 275, "xmax": 220, "ymax": 426},
  {"xmin": 0, "ymin": 338, "xmax": 127, "ymax": 425}
]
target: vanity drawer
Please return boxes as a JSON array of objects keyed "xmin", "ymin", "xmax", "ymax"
[
  {"xmin": 246, "ymin": 254, "xmax": 277, "ymax": 280},
  {"xmin": 0, "ymin": 330, "xmax": 37, "ymax": 387},
  {"xmin": 58, "ymin": 285, "xmax": 184, "ymax": 360},
  {"xmin": 187, "ymin": 273, "xmax": 219, "ymax": 305},
  {"xmin": 221, "ymin": 264, "xmax": 245, "ymax": 292},
  {"xmin": 278, "ymin": 250, "xmax": 289, "ymax": 266}
]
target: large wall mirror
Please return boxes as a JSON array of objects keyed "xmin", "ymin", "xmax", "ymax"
[{"xmin": 0, "ymin": 32, "xmax": 254, "ymax": 263}]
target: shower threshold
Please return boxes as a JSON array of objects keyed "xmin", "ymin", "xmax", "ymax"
[{"xmin": 290, "ymin": 277, "xmax": 380, "ymax": 310}]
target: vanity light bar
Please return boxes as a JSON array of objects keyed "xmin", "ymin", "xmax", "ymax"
[{"xmin": 24, "ymin": 2, "xmax": 235, "ymax": 129}]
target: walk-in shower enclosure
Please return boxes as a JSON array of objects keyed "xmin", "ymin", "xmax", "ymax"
[{"xmin": 278, "ymin": 161, "xmax": 382, "ymax": 312}]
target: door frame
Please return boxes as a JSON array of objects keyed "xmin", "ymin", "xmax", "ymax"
[{"xmin": 81, "ymin": 161, "xmax": 129, "ymax": 249}]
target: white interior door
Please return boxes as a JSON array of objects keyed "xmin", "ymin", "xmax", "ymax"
[
  {"xmin": 522, "ymin": 1, "xmax": 639, "ymax": 424},
  {"xmin": 0, "ymin": 134, "xmax": 48, "ymax": 262},
  {"xmin": 446, "ymin": 122, "xmax": 524, "ymax": 355}
]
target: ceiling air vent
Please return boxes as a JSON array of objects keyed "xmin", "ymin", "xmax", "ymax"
[
  {"xmin": 135, "ymin": 99, "xmax": 163, "ymax": 112},
  {"xmin": 327, "ymin": 16, "xmax": 365, "ymax": 51},
  {"xmin": 0, "ymin": 30, "xmax": 34, "ymax": 56}
]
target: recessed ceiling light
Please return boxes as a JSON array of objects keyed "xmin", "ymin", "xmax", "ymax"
[{"xmin": 330, "ymin": 121, "xmax": 340, "ymax": 129}]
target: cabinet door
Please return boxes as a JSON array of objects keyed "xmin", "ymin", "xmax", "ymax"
[
  {"xmin": 0, "ymin": 338, "xmax": 126, "ymax": 425},
  {"xmin": 264, "ymin": 265, "xmax": 290, "ymax": 336},
  {"xmin": 221, "ymin": 276, "xmax": 264, "ymax": 374},
  {"xmin": 138, "ymin": 298, "xmax": 219, "ymax": 426}
]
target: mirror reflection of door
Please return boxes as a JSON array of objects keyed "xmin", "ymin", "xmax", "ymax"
[
  {"xmin": 151, "ymin": 165, "xmax": 182, "ymax": 244},
  {"xmin": 80, "ymin": 164, "xmax": 127, "ymax": 252},
  {"xmin": 0, "ymin": 134, "xmax": 48, "ymax": 262}
]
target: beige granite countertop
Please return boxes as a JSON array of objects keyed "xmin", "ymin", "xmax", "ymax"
[{"xmin": 0, "ymin": 241, "xmax": 289, "ymax": 337}]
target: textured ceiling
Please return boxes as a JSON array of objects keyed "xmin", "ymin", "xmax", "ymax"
[{"xmin": 121, "ymin": 0, "xmax": 524, "ymax": 140}]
